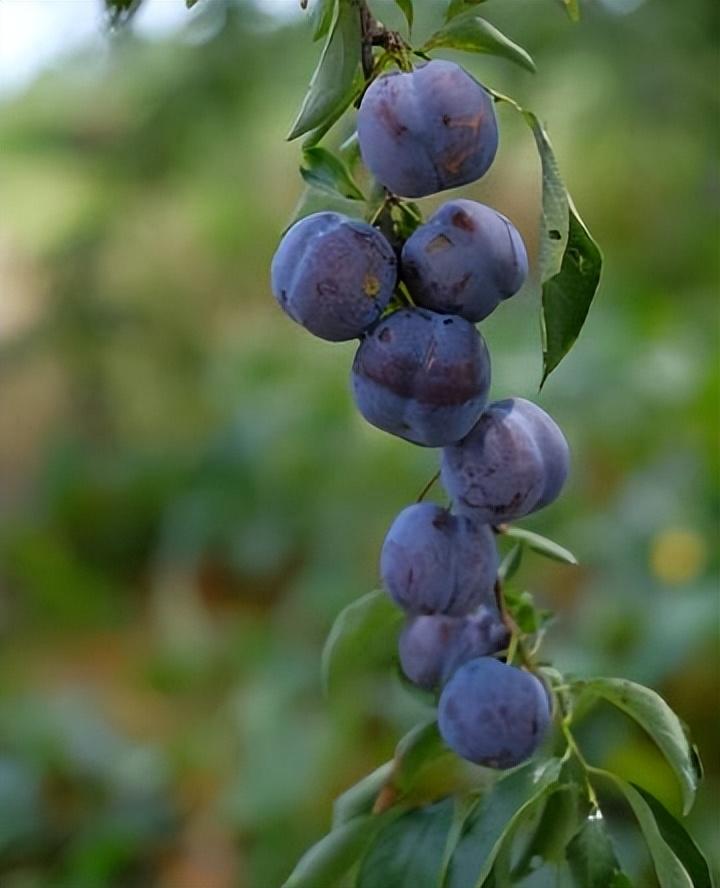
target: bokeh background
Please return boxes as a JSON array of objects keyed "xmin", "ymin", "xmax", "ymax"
[{"xmin": 0, "ymin": 0, "xmax": 718, "ymax": 885}]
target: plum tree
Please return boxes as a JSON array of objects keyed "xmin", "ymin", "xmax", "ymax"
[
  {"xmin": 270, "ymin": 211, "xmax": 396, "ymax": 341},
  {"xmin": 401, "ymin": 199, "xmax": 528, "ymax": 322},
  {"xmin": 357, "ymin": 60, "xmax": 498, "ymax": 198},
  {"xmin": 441, "ymin": 397, "xmax": 570, "ymax": 523},
  {"xmin": 380, "ymin": 503, "xmax": 498, "ymax": 615},
  {"xmin": 351, "ymin": 308, "xmax": 491, "ymax": 446},
  {"xmin": 438, "ymin": 657, "xmax": 551, "ymax": 768},
  {"xmin": 398, "ymin": 607, "xmax": 509, "ymax": 690}
]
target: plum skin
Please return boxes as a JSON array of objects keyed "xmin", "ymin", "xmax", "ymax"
[
  {"xmin": 438, "ymin": 657, "xmax": 551, "ymax": 769},
  {"xmin": 398, "ymin": 608, "xmax": 510, "ymax": 691},
  {"xmin": 380, "ymin": 502, "xmax": 498, "ymax": 616},
  {"xmin": 270, "ymin": 211, "xmax": 397, "ymax": 342},
  {"xmin": 440, "ymin": 398, "xmax": 570, "ymax": 523},
  {"xmin": 401, "ymin": 199, "xmax": 528, "ymax": 322},
  {"xmin": 357, "ymin": 60, "xmax": 498, "ymax": 198},
  {"xmin": 351, "ymin": 308, "xmax": 492, "ymax": 447}
]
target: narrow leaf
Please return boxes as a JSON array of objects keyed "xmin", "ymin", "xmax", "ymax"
[
  {"xmin": 311, "ymin": 0, "xmax": 336, "ymax": 41},
  {"xmin": 288, "ymin": 0, "xmax": 361, "ymax": 141},
  {"xmin": 393, "ymin": 0, "xmax": 413, "ymax": 31},
  {"xmin": 446, "ymin": 758, "xmax": 562, "ymax": 888},
  {"xmin": 446, "ymin": 0, "xmax": 489, "ymax": 22},
  {"xmin": 498, "ymin": 542, "xmax": 524, "ymax": 582},
  {"xmin": 282, "ymin": 813, "xmax": 397, "ymax": 888},
  {"xmin": 566, "ymin": 815, "xmax": 624, "ymax": 888},
  {"xmin": 392, "ymin": 720, "xmax": 451, "ymax": 795},
  {"xmin": 321, "ymin": 590, "xmax": 403, "ymax": 695},
  {"xmin": 632, "ymin": 785, "xmax": 714, "ymax": 888},
  {"xmin": 590, "ymin": 770, "xmax": 694, "ymax": 888},
  {"xmin": 439, "ymin": 794, "xmax": 483, "ymax": 885},
  {"xmin": 357, "ymin": 799, "xmax": 453, "ymax": 888},
  {"xmin": 502, "ymin": 526, "xmax": 578, "ymax": 565},
  {"xmin": 423, "ymin": 14, "xmax": 536, "ymax": 74},
  {"xmin": 561, "ymin": 0, "xmax": 581, "ymax": 22},
  {"xmin": 301, "ymin": 146, "xmax": 365, "ymax": 200},
  {"xmin": 541, "ymin": 200, "xmax": 602, "ymax": 385},
  {"xmin": 333, "ymin": 762, "xmax": 394, "ymax": 827},
  {"xmin": 574, "ymin": 678, "xmax": 699, "ymax": 813}
]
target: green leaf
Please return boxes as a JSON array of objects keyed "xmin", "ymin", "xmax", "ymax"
[
  {"xmin": 439, "ymin": 794, "xmax": 483, "ymax": 885},
  {"xmin": 321, "ymin": 590, "xmax": 403, "ymax": 696},
  {"xmin": 540, "ymin": 200, "xmax": 603, "ymax": 386},
  {"xmin": 392, "ymin": 720, "xmax": 451, "ymax": 795},
  {"xmin": 422, "ymin": 14, "xmax": 536, "ymax": 74},
  {"xmin": 446, "ymin": 0, "xmax": 488, "ymax": 22},
  {"xmin": 590, "ymin": 770, "xmax": 694, "ymax": 888},
  {"xmin": 566, "ymin": 816, "xmax": 624, "ymax": 888},
  {"xmin": 393, "ymin": 0, "xmax": 413, "ymax": 31},
  {"xmin": 301, "ymin": 147, "xmax": 365, "ymax": 200},
  {"xmin": 520, "ymin": 782, "xmax": 591, "ymax": 870},
  {"xmin": 561, "ymin": 0, "xmax": 581, "ymax": 22},
  {"xmin": 446, "ymin": 758, "xmax": 562, "ymax": 888},
  {"xmin": 573, "ymin": 678, "xmax": 699, "ymax": 813},
  {"xmin": 282, "ymin": 813, "xmax": 397, "ymax": 888},
  {"xmin": 333, "ymin": 762, "xmax": 394, "ymax": 827},
  {"xmin": 357, "ymin": 799, "xmax": 453, "ymax": 888},
  {"xmin": 185, "ymin": 0, "xmax": 201, "ymax": 8},
  {"xmin": 502, "ymin": 526, "xmax": 578, "ymax": 565},
  {"xmin": 498, "ymin": 542, "xmax": 523, "ymax": 583},
  {"xmin": 289, "ymin": 187, "xmax": 366, "ymax": 228},
  {"xmin": 503, "ymin": 588, "xmax": 551, "ymax": 635},
  {"xmin": 632, "ymin": 785, "xmax": 714, "ymax": 888},
  {"xmin": 288, "ymin": 0, "xmax": 362, "ymax": 141},
  {"xmin": 310, "ymin": 0, "xmax": 336, "ymax": 41}
]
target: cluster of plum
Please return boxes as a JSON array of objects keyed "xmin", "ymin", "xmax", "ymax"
[{"xmin": 272, "ymin": 60, "xmax": 570, "ymax": 770}]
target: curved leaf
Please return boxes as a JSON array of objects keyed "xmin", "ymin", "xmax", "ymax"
[
  {"xmin": 310, "ymin": 0, "xmax": 336, "ymax": 41},
  {"xmin": 566, "ymin": 815, "xmax": 624, "ymax": 888},
  {"xmin": 288, "ymin": 0, "xmax": 361, "ymax": 140},
  {"xmin": 446, "ymin": 0, "xmax": 488, "ymax": 22},
  {"xmin": 422, "ymin": 14, "xmax": 536, "ymax": 74},
  {"xmin": 333, "ymin": 762, "xmax": 394, "ymax": 827},
  {"xmin": 502, "ymin": 526, "xmax": 578, "ymax": 565},
  {"xmin": 321, "ymin": 590, "xmax": 402, "ymax": 695},
  {"xmin": 358, "ymin": 799, "xmax": 453, "ymax": 888},
  {"xmin": 394, "ymin": 0, "xmax": 413, "ymax": 31},
  {"xmin": 301, "ymin": 146, "xmax": 365, "ymax": 200},
  {"xmin": 590, "ymin": 769, "xmax": 694, "ymax": 888},
  {"xmin": 282, "ymin": 812, "xmax": 398, "ymax": 888},
  {"xmin": 573, "ymin": 677, "xmax": 699, "ymax": 813}
]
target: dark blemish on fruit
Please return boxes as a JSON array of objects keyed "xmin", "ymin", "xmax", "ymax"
[
  {"xmin": 443, "ymin": 318, "xmax": 453, "ymax": 325},
  {"xmin": 379, "ymin": 327, "xmax": 393, "ymax": 343},
  {"xmin": 451, "ymin": 211, "xmax": 475, "ymax": 232}
]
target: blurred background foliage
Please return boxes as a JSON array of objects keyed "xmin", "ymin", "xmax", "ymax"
[{"xmin": 0, "ymin": 0, "xmax": 718, "ymax": 885}]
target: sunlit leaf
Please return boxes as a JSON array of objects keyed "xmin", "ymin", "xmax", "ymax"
[
  {"xmin": 590, "ymin": 770, "xmax": 694, "ymax": 888},
  {"xmin": 575, "ymin": 678, "xmax": 699, "ymax": 813},
  {"xmin": 423, "ymin": 14, "xmax": 536, "ymax": 74},
  {"xmin": 288, "ymin": 0, "xmax": 361, "ymax": 140},
  {"xmin": 502, "ymin": 526, "xmax": 578, "ymax": 565}
]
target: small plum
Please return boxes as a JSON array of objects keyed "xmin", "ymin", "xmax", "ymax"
[
  {"xmin": 270, "ymin": 211, "xmax": 396, "ymax": 342},
  {"xmin": 438, "ymin": 657, "xmax": 551, "ymax": 769},
  {"xmin": 380, "ymin": 503, "xmax": 498, "ymax": 615},
  {"xmin": 398, "ymin": 607, "xmax": 509, "ymax": 691},
  {"xmin": 401, "ymin": 200, "xmax": 528, "ymax": 322},
  {"xmin": 440, "ymin": 398, "xmax": 569, "ymax": 522},
  {"xmin": 351, "ymin": 308, "xmax": 491, "ymax": 447},
  {"xmin": 357, "ymin": 60, "xmax": 498, "ymax": 198}
]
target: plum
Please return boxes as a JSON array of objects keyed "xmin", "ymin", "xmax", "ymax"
[
  {"xmin": 441, "ymin": 398, "xmax": 569, "ymax": 522},
  {"xmin": 401, "ymin": 200, "xmax": 528, "ymax": 322},
  {"xmin": 398, "ymin": 607, "xmax": 509, "ymax": 691},
  {"xmin": 351, "ymin": 308, "xmax": 491, "ymax": 446},
  {"xmin": 438, "ymin": 657, "xmax": 551, "ymax": 769},
  {"xmin": 270, "ymin": 211, "xmax": 396, "ymax": 341},
  {"xmin": 357, "ymin": 60, "xmax": 498, "ymax": 198},
  {"xmin": 380, "ymin": 503, "xmax": 498, "ymax": 615}
]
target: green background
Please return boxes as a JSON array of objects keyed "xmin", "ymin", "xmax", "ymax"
[{"xmin": 0, "ymin": 1, "xmax": 717, "ymax": 885}]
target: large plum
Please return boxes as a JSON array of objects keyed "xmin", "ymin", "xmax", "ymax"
[
  {"xmin": 401, "ymin": 200, "xmax": 528, "ymax": 322},
  {"xmin": 270, "ymin": 211, "xmax": 396, "ymax": 341},
  {"xmin": 440, "ymin": 398, "xmax": 569, "ymax": 522},
  {"xmin": 357, "ymin": 60, "xmax": 498, "ymax": 198},
  {"xmin": 380, "ymin": 503, "xmax": 498, "ymax": 615},
  {"xmin": 438, "ymin": 657, "xmax": 551, "ymax": 769},
  {"xmin": 398, "ymin": 607, "xmax": 509, "ymax": 691},
  {"xmin": 351, "ymin": 308, "xmax": 491, "ymax": 447}
]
